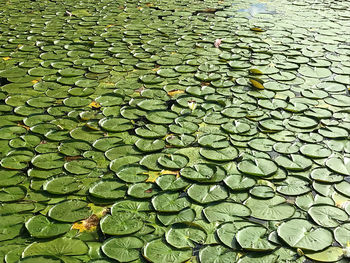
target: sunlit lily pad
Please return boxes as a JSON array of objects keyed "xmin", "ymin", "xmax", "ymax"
[
  {"xmin": 102, "ymin": 237, "xmax": 143, "ymax": 262},
  {"xmin": 236, "ymin": 226, "xmax": 277, "ymax": 251},
  {"xmin": 238, "ymin": 158, "xmax": 278, "ymax": 177},
  {"xmin": 245, "ymin": 196, "xmax": 295, "ymax": 220},
  {"xmin": 142, "ymin": 238, "xmax": 192, "ymax": 263},
  {"xmin": 277, "ymin": 218, "xmax": 332, "ymax": 251}
]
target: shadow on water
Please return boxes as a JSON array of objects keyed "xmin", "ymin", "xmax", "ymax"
[{"xmin": 237, "ymin": 2, "xmax": 277, "ymax": 18}]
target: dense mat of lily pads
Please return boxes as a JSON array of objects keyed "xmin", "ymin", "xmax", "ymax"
[{"xmin": 1, "ymin": 0, "xmax": 350, "ymax": 262}]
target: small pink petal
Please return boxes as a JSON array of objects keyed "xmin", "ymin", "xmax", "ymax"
[
  {"xmin": 214, "ymin": 39, "xmax": 222, "ymax": 48},
  {"xmin": 65, "ymin": 10, "xmax": 73, "ymax": 17}
]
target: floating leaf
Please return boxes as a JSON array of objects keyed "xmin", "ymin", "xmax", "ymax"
[
  {"xmin": 25, "ymin": 215, "xmax": 71, "ymax": 238},
  {"xmin": 245, "ymin": 196, "xmax": 295, "ymax": 221},
  {"xmin": 203, "ymin": 202, "xmax": 251, "ymax": 222},
  {"xmin": 199, "ymin": 245, "xmax": 238, "ymax": 263},
  {"xmin": 152, "ymin": 192, "xmax": 190, "ymax": 212},
  {"xmin": 304, "ymin": 246, "xmax": 344, "ymax": 262},
  {"xmin": 102, "ymin": 237, "xmax": 143, "ymax": 262},
  {"xmin": 22, "ymin": 238, "xmax": 88, "ymax": 258},
  {"xmin": 165, "ymin": 223, "xmax": 206, "ymax": 249},
  {"xmin": 249, "ymin": 79, "xmax": 264, "ymax": 89},
  {"xmin": 236, "ymin": 226, "xmax": 277, "ymax": 251},
  {"xmin": 142, "ymin": 239, "xmax": 192, "ymax": 262},
  {"xmin": 308, "ymin": 204, "xmax": 348, "ymax": 228},
  {"xmin": 48, "ymin": 200, "xmax": 91, "ymax": 223},
  {"xmin": 187, "ymin": 184, "xmax": 228, "ymax": 204},
  {"xmin": 277, "ymin": 219, "xmax": 333, "ymax": 251},
  {"xmin": 238, "ymin": 158, "xmax": 278, "ymax": 177},
  {"xmin": 100, "ymin": 212, "xmax": 144, "ymax": 236}
]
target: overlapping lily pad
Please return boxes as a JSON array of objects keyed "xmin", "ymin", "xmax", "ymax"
[{"xmin": 1, "ymin": 0, "xmax": 350, "ymax": 261}]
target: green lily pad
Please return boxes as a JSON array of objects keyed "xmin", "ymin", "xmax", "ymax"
[
  {"xmin": 1, "ymin": 155, "xmax": 31, "ymax": 170},
  {"xmin": 43, "ymin": 176, "xmax": 80, "ymax": 195},
  {"xmin": 245, "ymin": 196, "xmax": 295, "ymax": 221},
  {"xmin": 89, "ymin": 180, "xmax": 126, "ymax": 200},
  {"xmin": 100, "ymin": 212, "xmax": 144, "ymax": 236},
  {"xmin": 311, "ymin": 168, "xmax": 343, "ymax": 183},
  {"xmin": 236, "ymin": 226, "xmax": 277, "ymax": 251},
  {"xmin": 224, "ymin": 174, "xmax": 256, "ymax": 191},
  {"xmin": 58, "ymin": 141, "xmax": 91, "ymax": 156},
  {"xmin": 135, "ymin": 139, "xmax": 165, "ymax": 152},
  {"xmin": 135, "ymin": 124, "xmax": 167, "ymax": 138},
  {"xmin": 31, "ymin": 153, "xmax": 64, "ymax": 170},
  {"xmin": 110, "ymin": 156, "xmax": 141, "ymax": 173},
  {"xmin": 25, "ymin": 215, "xmax": 71, "ymax": 238},
  {"xmin": 200, "ymin": 146, "xmax": 239, "ymax": 162},
  {"xmin": 92, "ymin": 137, "xmax": 122, "ymax": 151},
  {"xmin": 275, "ymin": 154, "xmax": 312, "ymax": 171},
  {"xmin": 146, "ymin": 110, "xmax": 178, "ymax": 124},
  {"xmin": 99, "ymin": 118, "xmax": 133, "ymax": 132},
  {"xmin": 142, "ymin": 238, "xmax": 192, "ymax": 263},
  {"xmin": 152, "ymin": 192, "xmax": 190, "ymax": 212},
  {"xmin": 199, "ymin": 245, "xmax": 238, "ymax": 263},
  {"xmin": 127, "ymin": 182, "xmax": 159, "ymax": 198},
  {"xmin": 238, "ymin": 158, "xmax": 278, "ymax": 177},
  {"xmin": 308, "ymin": 204, "xmax": 348, "ymax": 228},
  {"xmin": 187, "ymin": 184, "xmax": 228, "ymax": 204},
  {"xmin": 250, "ymin": 185, "xmax": 275, "ymax": 199},
  {"xmin": 277, "ymin": 218, "xmax": 332, "ymax": 251},
  {"xmin": 156, "ymin": 174, "xmax": 189, "ymax": 191},
  {"xmin": 137, "ymin": 99, "xmax": 167, "ymax": 111},
  {"xmin": 117, "ymin": 165, "xmax": 148, "ymax": 183},
  {"xmin": 165, "ymin": 224, "xmax": 206, "ymax": 249},
  {"xmin": 180, "ymin": 164, "xmax": 215, "ymax": 182},
  {"xmin": 0, "ymin": 214, "xmax": 24, "ymax": 241},
  {"xmin": 169, "ymin": 121, "xmax": 199, "ymax": 134},
  {"xmin": 203, "ymin": 202, "xmax": 251, "ymax": 222},
  {"xmin": 64, "ymin": 159, "xmax": 97, "ymax": 175},
  {"xmin": 157, "ymin": 208, "xmax": 195, "ymax": 226},
  {"xmin": 48, "ymin": 200, "xmax": 91, "ymax": 223},
  {"xmin": 198, "ymin": 134, "xmax": 229, "ymax": 149},
  {"xmin": 157, "ymin": 154, "xmax": 188, "ymax": 169},
  {"xmin": 304, "ymin": 246, "xmax": 344, "ymax": 262},
  {"xmin": 326, "ymin": 157, "xmax": 350, "ymax": 176},
  {"xmin": 22, "ymin": 238, "xmax": 88, "ymax": 257},
  {"xmin": 0, "ymin": 186, "xmax": 26, "ymax": 202},
  {"xmin": 334, "ymin": 223, "xmax": 350, "ymax": 247},
  {"xmin": 0, "ymin": 126, "xmax": 27, "ymax": 139},
  {"xmin": 102, "ymin": 237, "xmax": 143, "ymax": 262},
  {"xmin": 216, "ymin": 221, "xmax": 257, "ymax": 249},
  {"xmin": 0, "ymin": 170, "xmax": 25, "ymax": 186},
  {"xmin": 276, "ymin": 176, "xmax": 310, "ymax": 196},
  {"xmin": 300, "ymin": 144, "xmax": 332, "ymax": 158}
]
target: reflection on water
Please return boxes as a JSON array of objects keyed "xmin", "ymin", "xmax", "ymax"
[{"xmin": 238, "ymin": 3, "xmax": 277, "ymax": 18}]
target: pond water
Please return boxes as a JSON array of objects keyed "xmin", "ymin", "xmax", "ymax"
[
  {"xmin": 0, "ymin": 0, "xmax": 350, "ymax": 262},
  {"xmin": 237, "ymin": 2, "xmax": 277, "ymax": 18}
]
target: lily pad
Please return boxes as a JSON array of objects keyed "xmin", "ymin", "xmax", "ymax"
[
  {"xmin": 48, "ymin": 200, "xmax": 91, "ymax": 223},
  {"xmin": 22, "ymin": 238, "xmax": 88, "ymax": 258},
  {"xmin": 166, "ymin": 223, "xmax": 206, "ymax": 249},
  {"xmin": 308, "ymin": 204, "xmax": 348, "ymax": 228},
  {"xmin": 142, "ymin": 238, "xmax": 192, "ymax": 263},
  {"xmin": 203, "ymin": 202, "xmax": 251, "ymax": 222},
  {"xmin": 236, "ymin": 226, "xmax": 277, "ymax": 251},
  {"xmin": 277, "ymin": 219, "xmax": 333, "ymax": 251},
  {"xmin": 238, "ymin": 158, "xmax": 278, "ymax": 177},
  {"xmin": 152, "ymin": 192, "xmax": 190, "ymax": 212},
  {"xmin": 25, "ymin": 215, "xmax": 71, "ymax": 238},
  {"xmin": 102, "ymin": 237, "xmax": 143, "ymax": 262},
  {"xmin": 187, "ymin": 184, "xmax": 228, "ymax": 204},
  {"xmin": 199, "ymin": 245, "xmax": 238, "ymax": 263},
  {"xmin": 245, "ymin": 196, "xmax": 295, "ymax": 221}
]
